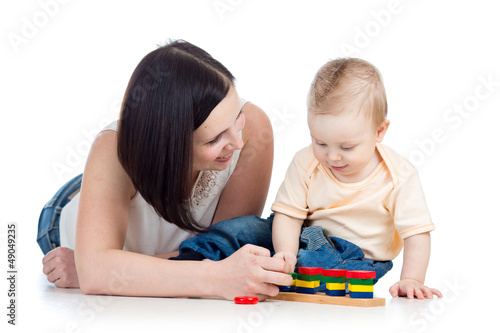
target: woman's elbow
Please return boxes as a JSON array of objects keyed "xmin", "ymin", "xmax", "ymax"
[{"xmin": 78, "ymin": 271, "xmax": 103, "ymax": 295}]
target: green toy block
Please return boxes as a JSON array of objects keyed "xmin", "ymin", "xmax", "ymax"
[
  {"xmin": 321, "ymin": 276, "xmax": 347, "ymax": 284},
  {"xmin": 349, "ymin": 278, "xmax": 374, "ymax": 285},
  {"xmin": 297, "ymin": 273, "xmax": 322, "ymax": 281}
]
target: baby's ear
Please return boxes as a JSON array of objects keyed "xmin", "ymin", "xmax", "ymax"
[{"xmin": 376, "ymin": 119, "xmax": 390, "ymax": 142}]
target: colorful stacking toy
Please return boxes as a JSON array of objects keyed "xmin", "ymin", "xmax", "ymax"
[
  {"xmin": 295, "ymin": 267, "xmax": 323, "ymax": 294},
  {"xmin": 276, "ymin": 268, "xmax": 376, "ymax": 299},
  {"xmin": 346, "ymin": 270, "xmax": 376, "ymax": 299},
  {"xmin": 322, "ymin": 269, "xmax": 348, "ymax": 296},
  {"xmin": 271, "ymin": 268, "xmax": 383, "ymax": 307}
]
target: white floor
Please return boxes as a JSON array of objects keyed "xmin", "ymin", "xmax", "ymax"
[{"xmin": 3, "ymin": 240, "xmax": 494, "ymax": 333}]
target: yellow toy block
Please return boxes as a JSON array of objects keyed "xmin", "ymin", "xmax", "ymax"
[
  {"xmin": 348, "ymin": 284, "xmax": 374, "ymax": 292},
  {"xmin": 295, "ymin": 280, "xmax": 320, "ymax": 288},
  {"xmin": 326, "ymin": 282, "xmax": 346, "ymax": 291}
]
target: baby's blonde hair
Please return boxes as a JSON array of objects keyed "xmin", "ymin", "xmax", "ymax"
[{"xmin": 308, "ymin": 58, "xmax": 387, "ymax": 129}]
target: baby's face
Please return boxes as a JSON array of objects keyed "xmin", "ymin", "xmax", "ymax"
[{"xmin": 308, "ymin": 111, "xmax": 388, "ymax": 183}]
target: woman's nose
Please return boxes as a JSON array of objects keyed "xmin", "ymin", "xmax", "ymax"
[
  {"xmin": 228, "ymin": 128, "xmax": 244, "ymax": 150},
  {"xmin": 229, "ymin": 113, "xmax": 245, "ymax": 150}
]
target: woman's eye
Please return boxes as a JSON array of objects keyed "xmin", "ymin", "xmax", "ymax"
[
  {"xmin": 208, "ymin": 135, "xmax": 222, "ymax": 146},
  {"xmin": 207, "ymin": 110, "xmax": 244, "ymax": 146}
]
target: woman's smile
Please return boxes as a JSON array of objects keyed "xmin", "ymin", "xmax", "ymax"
[{"xmin": 215, "ymin": 152, "xmax": 233, "ymax": 162}]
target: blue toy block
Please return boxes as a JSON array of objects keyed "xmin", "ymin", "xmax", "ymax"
[
  {"xmin": 349, "ymin": 292, "xmax": 373, "ymax": 299},
  {"xmin": 295, "ymin": 287, "xmax": 318, "ymax": 294},
  {"xmin": 278, "ymin": 285, "xmax": 296, "ymax": 292},
  {"xmin": 325, "ymin": 289, "xmax": 346, "ymax": 297}
]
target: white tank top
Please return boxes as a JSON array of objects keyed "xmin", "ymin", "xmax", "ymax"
[{"xmin": 60, "ymin": 102, "xmax": 245, "ymax": 255}]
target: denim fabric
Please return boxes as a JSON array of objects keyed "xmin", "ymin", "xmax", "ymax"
[
  {"xmin": 178, "ymin": 215, "xmax": 274, "ymax": 260},
  {"xmin": 297, "ymin": 225, "xmax": 393, "ymax": 287},
  {"xmin": 37, "ymin": 174, "xmax": 83, "ymax": 254},
  {"xmin": 176, "ymin": 214, "xmax": 393, "ymax": 287}
]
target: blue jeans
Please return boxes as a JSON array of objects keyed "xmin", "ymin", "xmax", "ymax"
[
  {"xmin": 177, "ymin": 214, "xmax": 392, "ymax": 285},
  {"xmin": 37, "ymin": 174, "xmax": 83, "ymax": 255}
]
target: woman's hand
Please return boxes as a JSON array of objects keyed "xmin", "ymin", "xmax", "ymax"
[
  {"xmin": 42, "ymin": 247, "xmax": 80, "ymax": 288},
  {"xmin": 210, "ymin": 244, "xmax": 294, "ymax": 301},
  {"xmin": 389, "ymin": 279, "xmax": 443, "ymax": 299}
]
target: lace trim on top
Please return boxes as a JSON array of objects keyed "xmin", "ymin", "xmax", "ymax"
[{"xmin": 191, "ymin": 170, "xmax": 225, "ymax": 208}]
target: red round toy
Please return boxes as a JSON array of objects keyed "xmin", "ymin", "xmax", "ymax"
[{"xmin": 234, "ymin": 296, "xmax": 259, "ymax": 304}]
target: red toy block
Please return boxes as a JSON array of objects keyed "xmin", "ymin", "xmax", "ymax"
[
  {"xmin": 323, "ymin": 269, "xmax": 348, "ymax": 277},
  {"xmin": 346, "ymin": 270, "xmax": 376, "ymax": 279},
  {"xmin": 298, "ymin": 267, "xmax": 323, "ymax": 276},
  {"xmin": 234, "ymin": 296, "xmax": 259, "ymax": 304}
]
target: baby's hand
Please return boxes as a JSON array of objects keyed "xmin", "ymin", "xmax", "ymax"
[
  {"xmin": 389, "ymin": 279, "xmax": 443, "ymax": 299},
  {"xmin": 272, "ymin": 251, "xmax": 297, "ymax": 272}
]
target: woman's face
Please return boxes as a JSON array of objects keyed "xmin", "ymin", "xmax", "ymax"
[{"xmin": 192, "ymin": 85, "xmax": 245, "ymax": 175}]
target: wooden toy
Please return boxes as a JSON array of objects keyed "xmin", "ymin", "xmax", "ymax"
[
  {"xmin": 349, "ymin": 292, "xmax": 374, "ymax": 299},
  {"xmin": 297, "ymin": 273, "xmax": 323, "ymax": 281},
  {"xmin": 321, "ymin": 275, "xmax": 347, "ymax": 283},
  {"xmin": 322, "ymin": 269, "xmax": 348, "ymax": 277},
  {"xmin": 295, "ymin": 267, "xmax": 322, "ymax": 295},
  {"xmin": 298, "ymin": 267, "xmax": 323, "ymax": 275},
  {"xmin": 325, "ymin": 289, "xmax": 346, "ymax": 297},
  {"xmin": 346, "ymin": 270, "xmax": 376, "ymax": 279},
  {"xmin": 296, "ymin": 280, "xmax": 320, "ymax": 288},
  {"xmin": 349, "ymin": 278, "xmax": 374, "ymax": 285},
  {"xmin": 278, "ymin": 285, "xmax": 295, "ymax": 292},
  {"xmin": 348, "ymin": 284, "xmax": 374, "ymax": 292},
  {"xmin": 347, "ymin": 270, "xmax": 375, "ymax": 298},
  {"xmin": 325, "ymin": 282, "xmax": 346, "ymax": 296},
  {"xmin": 270, "ymin": 267, "xmax": 384, "ymax": 307},
  {"xmin": 326, "ymin": 282, "xmax": 346, "ymax": 290},
  {"xmin": 270, "ymin": 292, "xmax": 384, "ymax": 307},
  {"xmin": 295, "ymin": 287, "xmax": 319, "ymax": 294}
]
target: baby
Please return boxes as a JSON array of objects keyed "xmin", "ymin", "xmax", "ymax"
[
  {"xmin": 271, "ymin": 58, "xmax": 442, "ymax": 299},
  {"xmin": 174, "ymin": 58, "xmax": 442, "ymax": 299}
]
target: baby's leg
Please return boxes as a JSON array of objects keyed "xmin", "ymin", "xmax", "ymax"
[{"xmin": 171, "ymin": 214, "xmax": 274, "ymax": 261}]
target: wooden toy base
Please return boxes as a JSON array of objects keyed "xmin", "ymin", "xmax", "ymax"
[{"xmin": 269, "ymin": 292, "xmax": 385, "ymax": 307}]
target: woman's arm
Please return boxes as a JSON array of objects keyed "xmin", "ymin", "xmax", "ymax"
[
  {"xmin": 74, "ymin": 130, "xmax": 291, "ymax": 298},
  {"xmin": 212, "ymin": 102, "xmax": 274, "ymax": 223}
]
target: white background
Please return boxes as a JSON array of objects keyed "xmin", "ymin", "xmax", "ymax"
[{"xmin": 1, "ymin": 0, "xmax": 499, "ymax": 332}]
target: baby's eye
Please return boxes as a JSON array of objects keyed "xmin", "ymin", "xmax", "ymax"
[
  {"xmin": 340, "ymin": 146, "xmax": 354, "ymax": 151},
  {"xmin": 316, "ymin": 141, "xmax": 327, "ymax": 147}
]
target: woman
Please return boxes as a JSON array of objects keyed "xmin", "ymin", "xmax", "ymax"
[{"xmin": 37, "ymin": 40, "xmax": 292, "ymax": 300}]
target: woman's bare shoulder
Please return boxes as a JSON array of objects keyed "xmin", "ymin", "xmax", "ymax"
[{"xmin": 84, "ymin": 130, "xmax": 136, "ymax": 199}]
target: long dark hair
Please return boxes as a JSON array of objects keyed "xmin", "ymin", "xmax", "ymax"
[{"xmin": 117, "ymin": 40, "xmax": 235, "ymax": 232}]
